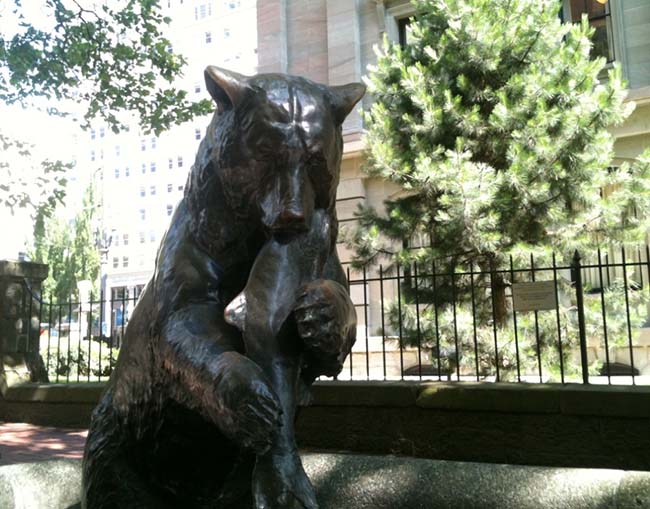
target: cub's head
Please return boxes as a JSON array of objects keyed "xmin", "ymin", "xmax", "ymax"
[{"xmin": 188, "ymin": 66, "xmax": 365, "ymax": 240}]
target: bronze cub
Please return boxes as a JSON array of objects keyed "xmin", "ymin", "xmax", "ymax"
[{"xmin": 82, "ymin": 67, "xmax": 364, "ymax": 508}]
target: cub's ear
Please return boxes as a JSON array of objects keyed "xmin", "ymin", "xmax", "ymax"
[
  {"xmin": 329, "ymin": 82, "xmax": 366, "ymax": 124},
  {"xmin": 204, "ymin": 66, "xmax": 249, "ymax": 112}
]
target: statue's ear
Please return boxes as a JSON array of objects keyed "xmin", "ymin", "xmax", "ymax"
[
  {"xmin": 204, "ymin": 66, "xmax": 249, "ymax": 112},
  {"xmin": 329, "ymin": 82, "xmax": 366, "ymax": 124}
]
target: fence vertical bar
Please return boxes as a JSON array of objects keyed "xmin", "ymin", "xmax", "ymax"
[
  {"xmin": 432, "ymin": 261, "xmax": 442, "ymax": 381},
  {"xmin": 66, "ymin": 300, "xmax": 72, "ymax": 384},
  {"xmin": 379, "ymin": 265, "xmax": 386, "ymax": 380},
  {"xmin": 362, "ymin": 266, "xmax": 370, "ymax": 380},
  {"xmin": 36, "ymin": 288, "xmax": 44, "ymax": 362},
  {"xmin": 509, "ymin": 256, "xmax": 521, "ymax": 382},
  {"xmin": 87, "ymin": 292, "xmax": 94, "ymax": 382},
  {"xmin": 99, "ymin": 291, "xmax": 105, "ymax": 382},
  {"xmin": 77, "ymin": 296, "xmax": 83, "ymax": 383},
  {"xmin": 47, "ymin": 294, "xmax": 54, "ymax": 378},
  {"xmin": 413, "ymin": 263, "xmax": 423, "ymax": 380},
  {"xmin": 621, "ymin": 246, "xmax": 636, "ymax": 385},
  {"xmin": 530, "ymin": 253, "xmax": 542, "ymax": 383},
  {"xmin": 489, "ymin": 257, "xmax": 500, "ymax": 382},
  {"xmin": 396, "ymin": 264, "xmax": 405, "ymax": 381},
  {"xmin": 469, "ymin": 264, "xmax": 480, "ymax": 381},
  {"xmin": 450, "ymin": 266, "xmax": 460, "ymax": 381},
  {"xmin": 119, "ymin": 290, "xmax": 127, "ymax": 375},
  {"xmin": 572, "ymin": 250, "xmax": 590, "ymax": 384},
  {"xmin": 605, "ymin": 253, "xmax": 611, "ymax": 287},
  {"xmin": 552, "ymin": 254, "xmax": 565, "ymax": 384},
  {"xmin": 56, "ymin": 303, "xmax": 63, "ymax": 383},
  {"xmin": 597, "ymin": 249, "xmax": 611, "ymax": 385},
  {"xmin": 346, "ymin": 267, "xmax": 353, "ymax": 379}
]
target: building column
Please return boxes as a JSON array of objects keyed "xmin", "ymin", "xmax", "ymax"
[
  {"xmin": 0, "ymin": 260, "xmax": 49, "ymax": 391},
  {"xmin": 327, "ymin": 0, "xmax": 363, "ymax": 135}
]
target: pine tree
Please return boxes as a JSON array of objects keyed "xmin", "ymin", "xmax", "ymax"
[{"xmin": 353, "ymin": 0, "xmax": 650, "ymax": 324}]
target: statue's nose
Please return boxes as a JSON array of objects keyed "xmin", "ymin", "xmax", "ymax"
[{"xmin": 274, "ymin": 205, "xmax": 308, "ymax": 233}]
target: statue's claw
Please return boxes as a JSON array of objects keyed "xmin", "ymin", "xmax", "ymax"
[{"xmin": 252, "ymin": 452, "xmax": 318, "ymax": 509}]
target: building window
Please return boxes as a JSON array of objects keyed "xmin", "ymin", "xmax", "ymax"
[
  {"xmin": 112, "ymin": 286, "xmax": 127, "ymax": 300},
  {"xmin": 178, "ymin": 185, "xmax": 184, "ymax": 191},
  {"xmin": 123, "ymin": 234, "xmax": 129, "ymax": 246},
  {"xmin": 150, "ymin": 185, "xmax": 156, "ymax": 196},
  {"xmin": 194, "ymin": 129, "xmax": 201, "ymax": 140},
  {"xmin": 91, "ymin": 129, "xmax": 96, "ymax": 140},
  {"xmin": 398, "ymin": 17, "xmax": 414, "ymax": 47},
  {"xmin": 114, "ymin": 234, "xmax": 120, "ymax": 247},
  {"xmin": 167, "ymin": 183, "xmax": 173, "ymax": 193},
  {"xmin": 168, "ymin": 158, "xmax": 173, "ymax": 169},
  {"xmin": 112, "ymin": 257, "xmax": 119, "ymax": 269},
  {"xmin": 141, "ymin": 163, "xmax": 146, "ymax": 174},
  {"xmin": 123, "ymin": 256, "xmax": 129, "ymax": 268},
  {"xmin": 114, "ymin": 168, "xmax": 120, "ymax": 179},
  {"xmin": 140, "ymin": 186, "xmax": 145, "ymax": 197},
  {"xmin": 177, "ymin": 156, "xmax": 183, "ymax": 168},
  {"xmin": 205, "ymin": 32, "xmax": 212, "ymax": 44},
  {"xmin": 224, "ymin": 28, "xmax": 230, "ymax": 38},
  {"xmin": 140, "ymin": 209, "xmax": 146, "ymax": 220},
  {"xmin": 150, "ymin": 162, "xmax": 157, "ymax": 173},
  {"xmin": 115, "ymin": 145, "xmax": 121, "ymax": 157},
  {"xmin": 150, "ymin": 230, "xmax": 156, "ymax": 242},
  {"xmin": 194, "ymin": 83, "xmax": 201, "ymax": 93},
  {"xmin": 167, "ymin": 205, "xmax": 173, "ymax": 216},
  {"xmin": 141, "ymin": 139, "xmax": 146, "ymax": 151},
  {"xmin": 140, "ymin": 231, "xmax": 146, "ymax": 244},
  {"xmin": 196, "ymin": 3, "xmax": 211, "ymax": 19},
  {"xmin": 90, "ymin": 150, "xmax": 96, "ymax": 162},
  {"xmin": 125, "ymin": 167, "xmax": 130, "ymax": 177},
  {"xmin": 566, "ymin": 0, "xmax": 615, "ymax": 62},
  {"xmin": 100, "ymin": 127, "xmax": 105, "ymax": 138},
  {"xmin": 151, "ymin": 137, "xmax": 157, "ymax": 149}
]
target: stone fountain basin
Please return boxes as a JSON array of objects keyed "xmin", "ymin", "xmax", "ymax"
[{"xmin": 1, "ymin": 453, "xmax": 649, "ymax": 509}]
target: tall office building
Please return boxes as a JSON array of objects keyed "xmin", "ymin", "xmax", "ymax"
[{"xmin": 85, "ymin": 0, "xmax": 257, "ymax": 331}]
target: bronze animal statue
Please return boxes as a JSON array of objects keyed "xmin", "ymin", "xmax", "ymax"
[{"xmin": 81, "ymin": 66, "xmax": 364, "ymax": 508}]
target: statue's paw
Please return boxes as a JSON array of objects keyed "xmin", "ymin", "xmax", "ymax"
[
  {"xmin": 253, "ymin": 452, "xmax": 318, "ymax": 509},
  {"xmin": 217, "ymin": 357, "xmax": 282, "ymax": 453},
  {"xmin": 294, "ymin": 280, "xmax": 347, "ymax": 370}
]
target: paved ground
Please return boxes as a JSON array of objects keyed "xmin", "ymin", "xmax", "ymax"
[{"xmin": 0, "ymin": 422, "xmax": 87, "ymax": 466}]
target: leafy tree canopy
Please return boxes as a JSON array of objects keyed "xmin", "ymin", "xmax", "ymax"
[
  {"xmin": 352, "ymin": 0, "xmax": 650, "ymax": 270},
  {"xmin": 0, "ymin": 130, "xmax": 69, "ymax": 214},
  {"xmin": 31, "ymin": 182, "xmax": 100, "ymax": 303},
  {"xmin": 1, "ymin": 0, "xmax": 212, "ymax": 135}
]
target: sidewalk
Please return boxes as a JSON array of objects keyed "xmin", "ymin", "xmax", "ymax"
[{"xmin": 0, "ymin": 422, "xmax": 87, "ymax": 466}]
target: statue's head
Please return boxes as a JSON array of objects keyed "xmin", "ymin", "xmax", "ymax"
[{"xmin": 189, "ymin": 66, "xmax": 365, "ymax": 239}]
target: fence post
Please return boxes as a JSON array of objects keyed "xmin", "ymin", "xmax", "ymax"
[
  {"xmin": 0, "ymin": 260, "xmax": 50, "ymax": 392},
  {"xmin": 571, "ymin": 251, "xmax": 590, "ymax": 384}
]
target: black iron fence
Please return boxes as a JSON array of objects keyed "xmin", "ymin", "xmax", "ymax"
[
  {"xmin": 342, "ymin": 246, "xmax": 650, "ymax": 385},
  {"xmin": 13, "ymin": 245, "xmax": 650, "ymax": 385},
  {"xmin": 18, "ymin": 283, "xmax": 140, "ymax": 383}
]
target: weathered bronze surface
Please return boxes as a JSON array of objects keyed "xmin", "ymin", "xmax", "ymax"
[{"xmin": 81, "ymin": 67, "xmax": 364, "ymax": 508}]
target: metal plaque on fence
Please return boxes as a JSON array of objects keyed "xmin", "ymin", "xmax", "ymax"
[{"xmin": 512, "ymin": 281, "xmax": 557, "ymax": 312}]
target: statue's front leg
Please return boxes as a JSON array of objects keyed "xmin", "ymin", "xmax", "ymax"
[
  {"xmin": 162, "ymin": 304, "xmax": 282, "ymax": 453},
  {"xmin": 294, "ymin": 279, "xmax": 357, "ymax": 380}
]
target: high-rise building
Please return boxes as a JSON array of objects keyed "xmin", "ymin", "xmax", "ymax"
[{"xmin": 86, "ymin": 0, "xmax": 257, "ymax": 330}]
